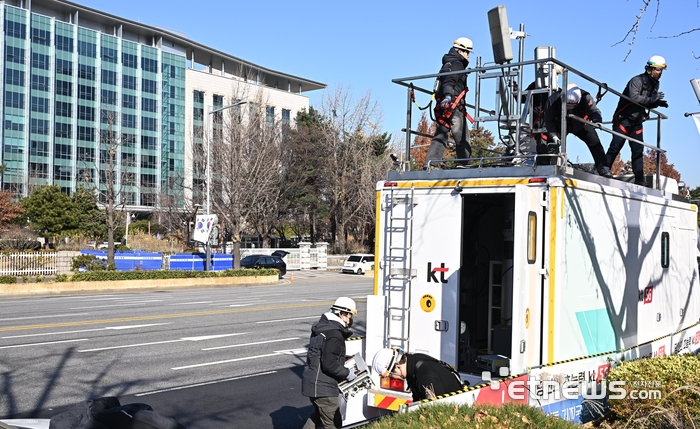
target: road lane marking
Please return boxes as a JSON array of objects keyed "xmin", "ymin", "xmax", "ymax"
[
  {"xmin": 256, "ymin": 316, "xmax": 319, "ymax": 324},
  {"xmin": 78, "ymin": 333, "xmax": 248, "ymax": 352},
  {"xmin": 135, "ymin": 371, "xmax": 277, "ymax": 396},
  {"xmin": 166, "ymin": 301, "xmax": 214, "ymax": 305},
  {"xmin": 71, "ymin": 300, "xmax": 164, "ymax": 310},
  {"xmin": 0, "ymin": 313, "xmax": 91, "ymax": 322},
  {"xmin": 0, "ymin": 338, "xmax": 88, "ymax": 349},
  {"xmin": 172, "ymin": 348, "xmax": 307, "ymax": 370},
  {"xmin": 201, "ymin": 337, "xmax": 300, "ymax": 351},
  {"xmin": 0, "ymin": 301, "xmax": 351, "ymax": 333},
  {"xmin": 2, "ymin": 323, "xmax": 171, "ymax": 339}
]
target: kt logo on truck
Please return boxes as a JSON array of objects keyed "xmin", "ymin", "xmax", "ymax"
[{"xmin": 427, "ymin": 262, "xmax": 449, "ymax": 283}]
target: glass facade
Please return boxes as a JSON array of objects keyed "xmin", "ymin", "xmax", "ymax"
[{"xmin": 0, "ymin": 5, "xmax": 186, "ymax": 208}]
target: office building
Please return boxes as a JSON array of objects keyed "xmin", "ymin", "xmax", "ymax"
[{"xmin": 0, "ymin": 0, "xmax": 325, "ymax": 211}]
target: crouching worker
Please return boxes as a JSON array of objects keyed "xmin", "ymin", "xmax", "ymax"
[
  {"xmin": 372, "ymin": 348, "xmax": 464, "ymax": 402},
  {"xmin": 301, "ymin": 297, "xmax": 358, "ymax": 429}
]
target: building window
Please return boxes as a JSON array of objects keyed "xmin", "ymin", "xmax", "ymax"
[
  {"xmin": 5, "ymin": 91, "xmax": 24, "ymax": 109},
  {"xmin": 77, "ymin": 126, "xmax": 95, "ymax": 142},
  {"xmin": 141, "ymin": 57, "xmax": 158, "ymax": 73},
  {"xmin": 6, "ymin": 46, "xmax": 25, "ymax": 65},
  {"xmin": 102, "ymin": 69, "xmax": 117, "ymax": 86},
  {"xmin": 55, "ymin": 101, "xmax": 72, "ymax": 117},
  {"xmin": 30, "ymin": 96, "xmax": 49, "ymax": 113},
  {"xmin": 122, "ymin": 94, "xmax": 137, "ymax": 110},
  {"xmin": 77, "ymin": 147, "xmax": 95, "ymax": 162},
  {"xmin": 78, "ymin": 85, "xmax": 95, "ymax": 101},
  {"xmin": 193, "ymin": 91, "xmax": 204, "ymax": 104},
  {"xmin": 101, "ymin": 89, "xmax": 117, "ymax": 106},
  {"xmin": 101, "ymin": 109, "xmax": 117, "ymax": 125},
  {"xmin": 123, "ymin": 75, "xmax": 137, "ymax": 90},
  {"xmin": 55, "ymin": 35, "xmax": 73, "ymax": 52},
  {"xmin": 5, "ymin": 69, "xmax": 25, "ymax": 87},
  {"xmin": 30, "ymin": 118, "xmax": 49, "ymax": 135},
  {"xmin": 54, "ymin": 143, "xmax": 72, "ymax": 159},
  {"xmin": 122, "ymin": 53, "xmax": 137, "ymax": 68},
  {"xmin": 141, "ymin": 155, "xmax": 157, "ymax": 169},
  {"xmin": 56, "ymin": 80, "xmax": 72, "ymax": 96},
  {"xmin": 141, "ymin": 135, "xmax": 157, "ymax": 150},
  {"xmin": 266, "ymin": 106, "xmax": 275, "ymax": 127},
  {"xmin": 78, "ymin": 64, "xmax": 95, "ymax": 80},
  {"xmin": 5, "ymin": 20, "xmax": 26, "ymax": 39},
  {"xmin": 101, "ymin": 47, "xmax": 117, "ymax": 63},
  {"xmin": 56, "ymin": 59, "xmax": 73, "ymax": 76},
  {"xmin": 142, "ymin": 98, "xmax": 157, "ymax": 113},
  {"xmin": 55, "ymin": 123, "xmax": 72, "ymax": 139},
  {"xmin": 78, "ymin": 41, "xmax": 96, "ymax": 58},
  {"xmin": 142, "ymin": 79, "xmax": 157, "ymax": 94},
  {"xmin": 4, "ymin": 119, "xmax": 24, "ymax": 132},
  {"xmin": 30, "ymin": 140, "xmax": 49, "ymax": 157},
  {"xmin": 78, "ymin": 105, "xmax": 94, "ymax": 121},
  {"xmin": 31, "ymin": 28, "xmax": 50, "ymax": 46},
  {"xmin": 31, "ymin": 74, "xmax": 49, "ymax": 91},
  {"xmin": 141, "ymin": 117, "xmax": 157, "ymax": 131},
  {"xmin": 122, "ymin": 113, "xmax": 136, "ymax": 129},
  {"xmin": 31, "ymin": 53, "xmax": 50, "ymax": 70},
  {"xmin": 282, "ymin": 109, "xmax": 291, "ymax": 126},
  {"xmin": 54, "ymin": 165, "xmax": 72, "ymax": 181}
]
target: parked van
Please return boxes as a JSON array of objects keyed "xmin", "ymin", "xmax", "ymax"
[{"xmin": 342, "ymin": 254, "xmax": 374, "ymax": 275}]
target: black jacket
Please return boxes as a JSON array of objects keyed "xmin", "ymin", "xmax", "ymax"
[
  {"xmin": 544, "ymin": 88, "xmax": 602, "ymax": 140},
  {"xmin": 301, "ymin": 313, "xmax": 352, "ymax": 398},
  {"xmin": 405, "ymin": 353, "xmax": 463, "ymax": 402},
  {"xmin": 612, "ymin": 72, "xmax": 660, "ymax": 125},
  {"xmin": 437, "ymin": 47, "xmax": 470, "ymax": 102}
]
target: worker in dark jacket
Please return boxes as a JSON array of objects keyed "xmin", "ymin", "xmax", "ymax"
[
  {"xmin": 543, "ymin": 83, "xmax": 613, "ymax": 177},
  {"xmin": 301, "ymin": 297, "xmax": 357, "ymax": 429},
  {"xmin": 372, "ymin": 348, "xmax": 463, "ymax": 402},
  {"xmin": 424, "ymin": 37, "xmax": 473, "ymax": 169},
  {"xmin": 606, "ymin": 55, "xmax": 669, "ymax": 186}
]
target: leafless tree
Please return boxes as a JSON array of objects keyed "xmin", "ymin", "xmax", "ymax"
[
  {"xmin": 208, "ymin": 83, "xmax": 286, "ymax": 266},
  {"xmin": 317, "ymin": 86, "xmax": 391, "ymax": 253},
  {"xmin": 77, "ymin": 109, "xmax": 135, "ymax": 266}
]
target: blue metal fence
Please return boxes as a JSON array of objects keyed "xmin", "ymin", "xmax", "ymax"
[
  {"xmin": 168, "ymin": 253, "xmax": 233, "ymax": 271},
  {"xmin": 80, "ymin": 250, "xmax": 163, "ymax": 271}
]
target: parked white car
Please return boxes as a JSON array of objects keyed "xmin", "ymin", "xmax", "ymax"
[
  {"xmin": 341, "ymin": 254, "xmax": 374, "ymax": 275},
  {"xmin": 0, "ymin": 420, "xmax": 50, "ymax": 429}
]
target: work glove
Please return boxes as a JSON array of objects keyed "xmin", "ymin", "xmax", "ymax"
[
  {"xmin": 440, "ymin": 95, "xmax": 452, "ymax": 110},
  {"xmin": 346, "ymin": 371, "xmax": 357, "ymax": 382},
  {"xmin": 656, "ymin": 99, "xmax": 669, "ymax": 108},
  {"xmin": 656, "ymin": 91, "xmax": 665, "ymax": 100}
]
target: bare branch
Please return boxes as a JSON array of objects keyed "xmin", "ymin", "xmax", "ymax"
[
  {"xmin": 652, "ymin": 27, "xmax": 700, "ymax": 38},
  {"xmin": 612, "ymin": 0, "xmax": 658, "ymax": 61}
]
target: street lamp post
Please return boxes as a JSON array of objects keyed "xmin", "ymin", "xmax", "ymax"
[{"xmin": 205, "ymin": 100, "xmax": 246, "ymax": 271}]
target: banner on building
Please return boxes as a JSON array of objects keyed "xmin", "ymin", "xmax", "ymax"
[
  {"xmin": 193, "ymin": 214, "xmax": 218, "ymax": 244},
  {"xmin": 693, "ymin": 113, "xmax": 700, "ymax": 136}
]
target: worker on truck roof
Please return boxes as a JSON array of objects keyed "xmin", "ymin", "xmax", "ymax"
[
  {"xmin": 605, "ymin": 55, "xmax": 669, "ymax": 186},
  {"xmin": 372, "ymin": 348, "xmax": 464, "ymax": 402},
  {"xmin": 543, "ymin": 83, "xmax": 613, "ymax": 178},
  {"xmin": 301, "ymin": 297, "xmax": 358, "ymax": 429},
  {"xmin": 424, "ymin": 37, "xmax": 474, "ymax": 170}
]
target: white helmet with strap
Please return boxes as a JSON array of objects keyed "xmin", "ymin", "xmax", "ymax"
[
  {"xmin": 646, "ymin": 55, "xmax": 667, "ymax": 70},
  {"xmin": 453, "ymin": 37, "xmax": 473, "ymax": 52},
  {"xmin": 331, "ymin": 297, "xmax": 357, "ymax": 315},
  {"xmin": 372, "ymin": 347, "xmax": 404, "ymax": 377}
]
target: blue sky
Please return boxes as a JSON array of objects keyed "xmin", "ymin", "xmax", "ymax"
[{"xmin": 83, "ymin": 0, "xmax": 700, "ymax": 187}]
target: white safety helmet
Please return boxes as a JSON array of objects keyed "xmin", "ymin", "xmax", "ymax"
[
  {"xmin": 566, "ymin": 83, "xmax": 581, "ymax": 108},
  {"xmin": 331, "ymin": 297, "xmax": 357, "ymax": 315},
  {"xmin": 453, "ymin": 37, "xmax": 473, "ymax": 52},
  {"xmin": 646, "ymin": 55, "xmax": 667, "ymax": 70},
  {"xmin": 372, "ymin": 348, "xmax": 404, "ymax": 378}
]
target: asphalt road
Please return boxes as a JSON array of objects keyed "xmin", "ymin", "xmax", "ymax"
[{"xmin": 0, "ymin": 271, "xmax": 374, "ymax": 428}]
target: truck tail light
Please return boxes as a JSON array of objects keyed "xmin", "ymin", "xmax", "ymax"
[{"xmin": 379, "ymin": 376, "xmax": 405, "ymax": 392}]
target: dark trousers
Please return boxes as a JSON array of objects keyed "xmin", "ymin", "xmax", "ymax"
[
  {"xmin": 572, "ymin": 124, "xmax": 608, "ymax": 169},
  {"xmin": 302, "ymin": 396, "xmax": 342, "ymax": 429},
  {"xmin": 605, "ymin": 121, "xmax": 644, "ymax": 182},
  {"xmin": 424, "ymin": 111, "xmax": 471, "ymax": 168}
]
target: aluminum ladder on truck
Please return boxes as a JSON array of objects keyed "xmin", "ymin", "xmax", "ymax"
[{"xmin": 384, "ymin": 185, "xmax": 417, "ymax": 351}]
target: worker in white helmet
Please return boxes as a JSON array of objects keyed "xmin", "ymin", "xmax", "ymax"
[
  {"xmin": 542, "ymin": 83, "xmax": 613, "ymax": 178},
  {"xmin": 372, "ymin": 348, "xmax": 464, "ymax": 401},
  {"xmin": 301, "ymin": 297, "xmax": 358, "ymax": 429},
  {"xmin": 424, "ymin": 37, "xmax": 474, "ymax": 170},
  {"xmin": 605, "ymin": 55, "xmax": 668, "ymax": 186}
]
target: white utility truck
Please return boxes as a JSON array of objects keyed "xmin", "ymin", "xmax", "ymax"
[{"xmin": 341, "ymin": 5, "xmax": 699, "ymax": 426}]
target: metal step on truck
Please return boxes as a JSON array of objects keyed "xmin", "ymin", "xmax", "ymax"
[{"xmin": 340, "ymin": 5, "xmax": 699, "ymax": 427}]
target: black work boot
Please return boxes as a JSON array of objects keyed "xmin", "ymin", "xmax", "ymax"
[{"xmin": 597, "ymin": 165, "xmax": 613, "ymax": 178}]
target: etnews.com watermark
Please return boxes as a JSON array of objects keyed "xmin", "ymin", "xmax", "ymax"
[{"xmin": 482, "ymin": 369, "xmax": 662, "ymax": 401}]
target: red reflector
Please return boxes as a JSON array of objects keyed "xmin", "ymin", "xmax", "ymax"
[
  {"xmin": 528, "ymin": 178, "xmax": 547, "ymax": 183},
  {"xmin": 384, "ymin": 181, "xmax": 398, "ymax": 187}
]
